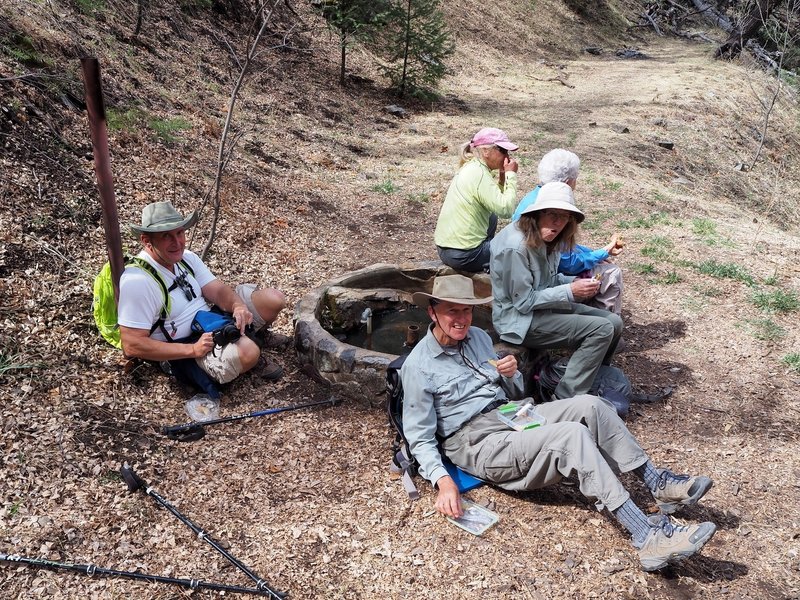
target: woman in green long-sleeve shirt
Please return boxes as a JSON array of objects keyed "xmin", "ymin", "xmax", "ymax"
[{"xmin": 434, "ymin": 127, "xmax": 520, "ymax": 273}]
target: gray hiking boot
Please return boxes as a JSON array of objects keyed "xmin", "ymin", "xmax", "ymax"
[
  {"xmin": 652, "ymin": 469, "xmax": 713, "ymax": 514},
  {"xmin": 638, "ymin": 516, "xmax": 716, "ymax": 572}
]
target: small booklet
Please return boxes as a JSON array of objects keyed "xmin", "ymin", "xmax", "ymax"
[
  {"xmin": 497, "ymin": 401, "xmax": 547, "ymax": 431},
  {"xmin": 446, "ymin": 500, "xmax": 500, "ymax": 536}
]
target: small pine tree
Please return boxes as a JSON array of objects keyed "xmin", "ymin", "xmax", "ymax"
[
  {"xmin": 380, "ymin": 0, "xmax": 455, "ymax": 99},
  {"xmin": 315, "ymin": 0, "xmax": 392, "ymax": 86}
]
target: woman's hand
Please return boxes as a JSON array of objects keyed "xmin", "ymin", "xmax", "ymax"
[
  {"xmin": 502, "ymin": 156, "xmax": 518, "ymax": 173},
  {"xmin": 571, "ymin": 278, "xmax": 600, "ymax": 300},
  {"xmin": 604, "ymin": 234, "xmax": 624, "ymax": 256}
]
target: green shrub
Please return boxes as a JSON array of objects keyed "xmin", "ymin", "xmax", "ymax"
[
  {"xmin": 618, "ymin": 211, "xmax": 671, "ymax": 229},
  {"xmin": 640, "ymin": 236, "xmax": 673, "ymax": 262},
  {"xmin": 631, "ymin": 262, "xmax": 656, "ymax": 275}
]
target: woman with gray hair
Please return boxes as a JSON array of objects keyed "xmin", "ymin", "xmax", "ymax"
[{"xmin": 434, "ymin": 127, "xmax": 520, "ymax": 273}]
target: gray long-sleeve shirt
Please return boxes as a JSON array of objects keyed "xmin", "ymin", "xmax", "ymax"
[
  {"xmin": 400, "ymin": 325, "xmax": 524, "ymax": 486},
  {"xmin": 489, "ymin": 222, "xmax": 576, "ymax": 345}
]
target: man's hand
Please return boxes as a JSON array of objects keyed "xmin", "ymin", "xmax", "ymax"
[
  {"xmin": 434, "ymin": 476, "xmax": 463, "ymax": 518},
  {"xmin": 495, "ymin": 353, "xmax": 517, "ymax": 377},
  {"xmin": 192, "ymin": 333, "xmax": 215, "ymax": 358},
  {"xmin": 231, "ymin": 303, "xmax": 253, "ymax": 334},
  {"xmin": 571, "ymin": 278, "xmax": 600, "ymax": 300}
]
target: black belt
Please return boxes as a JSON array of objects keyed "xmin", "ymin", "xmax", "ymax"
[
  {"xmin": 442, "ymin": 399, "xmax": 505, "ymax": 441},
  {"xmin": 480, "ymin": 399, "xmax": 505, "ymax": 414}
]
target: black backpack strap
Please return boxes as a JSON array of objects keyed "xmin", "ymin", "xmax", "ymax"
[{"xmin": 386, "ymin": 354, "xmax": 422, "ymax": 499}]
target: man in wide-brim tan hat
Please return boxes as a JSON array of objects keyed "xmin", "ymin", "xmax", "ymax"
[
  {"xmin": 117, "ymin": 201, "xmax": 289, "ymax": 392},
  {"xmin": 401, "ymin": 274, "xmax": 718, "ymax": 572}
]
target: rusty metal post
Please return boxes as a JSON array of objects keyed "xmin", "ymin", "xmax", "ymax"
[{"xmin": 81, "ymin": 57, "xmax": 124, "ymax": 304}]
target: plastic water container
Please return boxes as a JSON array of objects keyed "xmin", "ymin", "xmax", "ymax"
[{"xmin": 185, "ymin": 394, "xmax": 220, "ymax": 422}]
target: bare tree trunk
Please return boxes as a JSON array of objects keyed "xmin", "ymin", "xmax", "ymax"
[
  {"xmin": 200, "ymin": 0, "xmax": 284, "ymax": 261},
  {"xmin": 340, "ymin": 30, "xmax": 347, "ymax": 87},
  {"xmin": 400, "ymin": 0, "xmax": 412, "ymax": 98},
  {"xmin": 716, "ymin": 0, "xmax": 780, "ymax": 58}
]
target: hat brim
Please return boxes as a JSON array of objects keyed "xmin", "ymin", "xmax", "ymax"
[
  {"xmin": 130, "ymin": 211, "xmax": 198, "ymax": 235},
  {"xmin": 495, "ymin": 141, "xmax": 519, "ymax": 152},
  {"xmin": 411, "ymin": 291, "xmax": 493, "ymax": 307},
  {"xmin": 520, "ymin": 201, "xmax": 584, "ymax": 223}
]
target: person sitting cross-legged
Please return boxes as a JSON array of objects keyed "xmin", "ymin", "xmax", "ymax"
[
  {"xmin": 118, "ymin": 201, "xmax": 289, "ymax": 395},
  {"xmin": 513, "ymin": 149, "xmax": 623, "ymax": 314},
  {"xmin": 401, "ymin": 274, "xmax": 716, "ymax": 572},
  {"xmin": 491, "ymin": 182, "xmax": 623, "ymax": 400}
]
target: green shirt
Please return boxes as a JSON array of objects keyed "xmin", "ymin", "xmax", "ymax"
[{"xmin": 434, "ymin": 158, "xmax": 518, "ymax": 250}]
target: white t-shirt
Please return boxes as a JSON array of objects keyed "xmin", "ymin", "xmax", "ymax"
[{"xmin": 118, "ymin": 250, "xmax": 216, "ymax": 341}]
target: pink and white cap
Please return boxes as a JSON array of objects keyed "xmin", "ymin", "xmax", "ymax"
[{"xmin": 470, "ymin": 127, "xmax": 519, "ymax": 151}]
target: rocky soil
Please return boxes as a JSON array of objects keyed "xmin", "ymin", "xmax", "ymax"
[{"xmin": 1, "ymin": 1, "xmax": 799, "ymax": 598}]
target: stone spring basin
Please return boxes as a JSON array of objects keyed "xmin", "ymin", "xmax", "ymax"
[{"xmin": 293, "ymin": 262, "xmax": 534, "ymax": 405}]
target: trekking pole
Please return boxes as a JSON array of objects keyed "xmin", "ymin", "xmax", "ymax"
[
  {"xmin": 0, "ymin": 552, "xmax": 273, "ymax": 596},
  {"xmin": 162, "ymin": 395, "xmax": 340, "ymax": 442},
  {"xmin": 120, "ymin": 465, "xmax": 287, "ymax": 600}
]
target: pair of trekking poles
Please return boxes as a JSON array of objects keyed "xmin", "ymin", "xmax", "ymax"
[
  {"xmin": 4, "ymin": 396, "xmax": 340, "ymax": 596},
  {"xmin": 1, "ymin": 465, "xmax": 286, "ymax": 598}
]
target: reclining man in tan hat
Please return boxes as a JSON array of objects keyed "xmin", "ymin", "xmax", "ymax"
[
  {"xmin": 118, "ymin": 201, "xmax": 288, "ymax": 392},
  {"xmin": 401, "ymin": 274, "xmax": 717, "ymax": 571}
]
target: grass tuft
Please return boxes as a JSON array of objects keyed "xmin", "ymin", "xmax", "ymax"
[
  {"xmin": 750, "ymin": 288, "xmax": 800, "ymax": 312},
  {"xmin": 0, "ymin": 347, "xmax": 41, "ymax": 377},
  {"xmin": 695, "ymin": 260, "xmax": 756, "ymax": 286},
  {"xmin": 744, "ymin": 317, "xmax": 786, "ymax": 341},
  {"xmin": 372, "ymin": 180, "xmax": 398, "ymax": 194},
  {"xmin": 782, "ymin": 353, "xmax": 800, "ymax": 373}
]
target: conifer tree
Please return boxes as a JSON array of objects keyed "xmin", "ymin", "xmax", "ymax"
[
  {"xmin": 380, "ymin": 0, "xmax": 454, "ymax": 99},
  {"xmin": 315, "ymin": 0, "xmax": 391, "ymax": 86}
]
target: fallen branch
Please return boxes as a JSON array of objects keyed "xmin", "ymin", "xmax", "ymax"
[
  {"xmin": 527, "ymin": 75, "xmax": 575, "ymax": 89},
  {"xmin": 643, "ymin": 10, "xmax": 663, "ymax": 35}
]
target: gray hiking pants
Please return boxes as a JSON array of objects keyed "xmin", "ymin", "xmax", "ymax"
[
  {"xmin": 442, "ymin": 394, "xmax": 648, "ymax": 512},
  {"xmin": 523, "ymin": 304, "xmax": 623, "ymax": 399}
]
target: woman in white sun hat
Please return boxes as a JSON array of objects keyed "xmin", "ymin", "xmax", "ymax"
[{"xmin": 489, "ymin": 181, "xmax": 623, "ymax": 400}]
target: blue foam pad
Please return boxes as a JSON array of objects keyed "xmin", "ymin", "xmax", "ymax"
[{"xmin": 444, "ymin": 460, "xmax": 484, "ymax": 493}]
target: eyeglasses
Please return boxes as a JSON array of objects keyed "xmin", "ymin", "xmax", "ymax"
[
  {"xmin": 495, "ymin": 146, "xmax": 509, "ymax": 155},
  {"xmin": 540, "ymin": 209, "xmax": 571, "ymax": 222}
]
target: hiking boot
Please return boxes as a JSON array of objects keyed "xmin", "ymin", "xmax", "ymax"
[
  {"xmin": 253, "ymin": 329, "xmax": 292, "ymax": 350},
  {"xmin": 256, "ymin": 357, "xmax": 284, "ymax": 381},
  {"xmin": 638, "ymin": 515, "xmax": 716, "ymax": 571},
  {"xmin": 652, "ymin": 469, "xmax": 713, "ymax": 514}
]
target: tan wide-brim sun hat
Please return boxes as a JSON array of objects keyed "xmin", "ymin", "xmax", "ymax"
[
  {"xmin": 519, "ymin": 181, "xmax": 585, "ymax": 223},
  {"xmin": 129, "ymin": 201, "xmax": 198, "ymax": 235},
  {"xmin": 412, "ymin": 274, "xmax": 493, "ymax": 307}
]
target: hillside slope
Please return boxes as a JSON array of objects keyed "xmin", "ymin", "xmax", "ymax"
[{"xmin": 1, "ymin": 1, "xmax": 799, "ymax": 599}]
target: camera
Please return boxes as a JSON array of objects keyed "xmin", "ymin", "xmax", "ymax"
[{"xmin": 213, "ymin": 323, "xmax": 241, "ymax": 347}]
